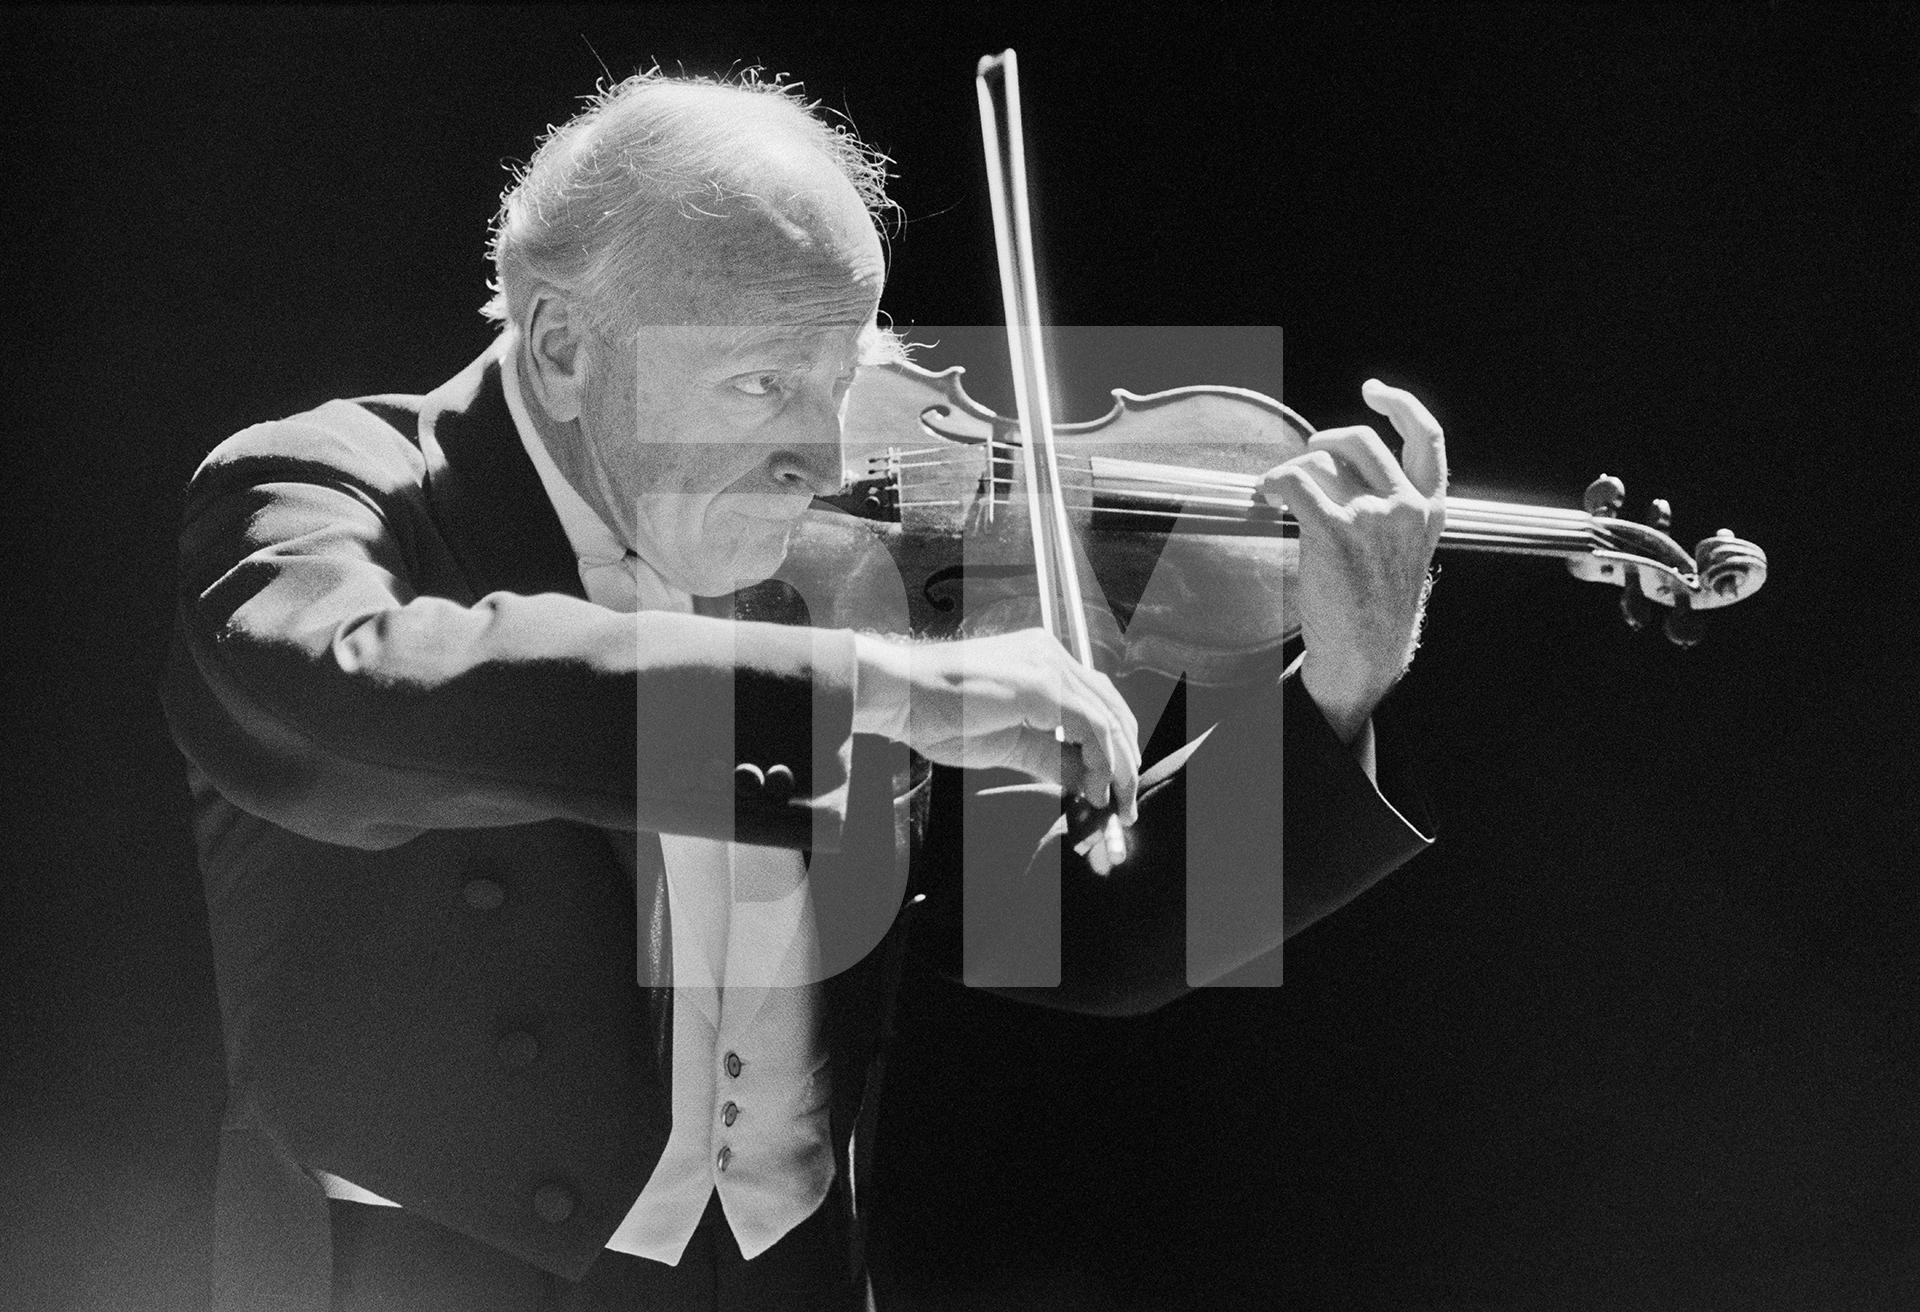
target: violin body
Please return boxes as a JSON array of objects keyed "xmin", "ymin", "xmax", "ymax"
[{"xmin": 761, "ymin": 359, "xmax": 1318, "ymax": 686}]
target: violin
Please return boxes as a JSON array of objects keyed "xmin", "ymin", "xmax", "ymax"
[
  {"xmin": 755, "ymin": 359, "xmax": 1770, "ymax": 687},
  {"xmin": 752, "ymin": 51, "xmax": 1765, "ymax": 680},
  {"xmin": 739, "ymin": 50, "xmax": 1767, "ymax": 871}
]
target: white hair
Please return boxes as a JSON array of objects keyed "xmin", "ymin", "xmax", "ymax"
[{"xmin": 483, "ymin": 68, "xmax": 899, "ymax": 346}]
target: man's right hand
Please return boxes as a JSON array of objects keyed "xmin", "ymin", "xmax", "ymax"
[{"xmin": 855, "ymin": 629, "xmax": 1140, "ymax": 823}]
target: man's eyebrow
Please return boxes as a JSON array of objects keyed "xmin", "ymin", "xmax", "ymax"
[
  {"xmin": 718, "ymin": 321, "xmax": 871, "ymax": 359},
  {"xmin": 721, "ymin": 327, "xmax": 812, "ymax": 354}
]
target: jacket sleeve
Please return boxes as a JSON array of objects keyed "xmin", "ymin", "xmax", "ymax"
[
  {"xmin": 909, "ymin": 669, "xmax": 1434, "ymax": 1016},
  {"xmin": 161, "ymin": 402, "xmax": 857, "ymax": 851}
]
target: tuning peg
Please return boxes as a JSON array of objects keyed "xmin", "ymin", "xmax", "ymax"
[
  {"xmin": 1663, "ymin": 593, "xmax": 1705, "ymax": 648},
  {"xmin": 1619, "ymin": 566, "xmax": 1652, "ymax": 632},
  {"xmin": 1697, "ymin": 529, "xmax": 1736, "ymax": 597},
  {"xmin": 1694, "ymin": 528, "xmax": 1769, "ymax": 604},
  {"xmin": 1643, "ymin": 498, "xmax": 1672, "ymax": 532},
  {"xmin": 1584, "ymin": 474, "xmax": 1625, "ymax": 517}
]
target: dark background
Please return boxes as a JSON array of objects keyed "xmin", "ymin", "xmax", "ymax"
[{"xmin": 3, "ymin": 4, "xmax": 1915, "ymax": 1309}]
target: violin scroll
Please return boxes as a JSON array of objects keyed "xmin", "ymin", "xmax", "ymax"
[{"xmin": 1564, "ymin": 475, "xmax": 1768, "ymax": 645}]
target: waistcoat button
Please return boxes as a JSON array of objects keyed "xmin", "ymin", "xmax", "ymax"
[
  {"xmin": 532, "ymin": 1184, "xmax": 574, "ymax": 1224},
  {"xmin": 462, "ymin": 878, "xmax": 505, "ymax": 910},
  {"xmin": 724, "ymin": 1051, "xmax": 742, "ymax": 1078},
  {"xmin": 722, "ymin": 1101, "xmax": 740, "ymax": 1126},
  {"xmin": 497, "ymin": 1031, "xmax": 539, "ymax": 1068},
  {"xmin": 716, "ymin": 1146, "xmax": 733, "ymax": 1173}
]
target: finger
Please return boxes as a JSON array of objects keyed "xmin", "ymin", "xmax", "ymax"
[
  {"xmin": 1069, "ymin": 696, "xmax": 1136, "ymax": 820},
  {"xmin": 1255, "ymin": 450, "xmax": 1337, "ymax": 511},
  {"xmin": 1361, "ymin": 378, "xmax": 1447, "ymax": 499},
  {"xmin": 1063, "ymin": 698, "xmax": 1133, "ymax": 819},
  {"xmin": 1306, "ymin": 425, "xmax": 1411, "ymax": 496},
  {"xmin": 1021, "ymin": 637, "xmax": 1139, "ymax": 822},
  {"xmin": 1084, "ymin": 674, "xmax": 1141, "ymax": 824},
  {"xmin": 1017, "ymin": 636, "xmax": 1138, "ymax": 781},
  {"xmin": 1260, "ymin": 458, "xmax": 1347, "ymax": 533},
  {"xmin": 1005, "ymin": 663, "xmax": 1112, "ymax": 806},
  {"xmin": 1051, "ymin": 683, "xmax": 1135, "ymax": 817},
  {"xmin": 1064, "ymin": 662, "xmax": 1140, "ymax": 774},
  {"xmin": 1059, "ymin": 705, "xmax": 1117, "ymax": 810},
  {"xmin": 1258, "ymin": 448, "xmax": 1339, "ymax": 502}
]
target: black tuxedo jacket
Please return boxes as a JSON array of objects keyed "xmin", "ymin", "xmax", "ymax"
[{"xmin": 163, "ymin": 343, "xmax": 1431, "ymax": 1310}]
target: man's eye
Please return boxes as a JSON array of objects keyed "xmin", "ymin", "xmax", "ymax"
[{"xmin": 735, "ymin": 373, "xmax": 784, "ymax": 397}]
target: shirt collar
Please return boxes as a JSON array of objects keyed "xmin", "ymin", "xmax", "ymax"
[{"xmin": 496, "ymin": 327, "xmax": 691, "ymax": 612}]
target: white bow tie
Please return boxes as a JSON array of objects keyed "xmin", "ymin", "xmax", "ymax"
[{"xmin": 575, "ymin": 545, "xmax": 693, "ymax": 616}]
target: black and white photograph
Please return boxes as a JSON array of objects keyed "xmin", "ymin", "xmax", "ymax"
[{"xmin": 3, "ymin": 5, "xmax": 1914, "ymax": 1310}]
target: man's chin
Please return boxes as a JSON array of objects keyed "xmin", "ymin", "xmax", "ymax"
[{"xmin": 684, "ymin": 533, "xmax": 793, "ymax": 597}]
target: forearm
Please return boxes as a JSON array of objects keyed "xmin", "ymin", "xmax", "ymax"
[
  {"xmin": 175, "ymin": 594, "xmax": 855, "ymax": 843},
  {"xmin": 169, "ymin": 459, "xmax": 857, "ymax": 848},
  {"xmin": 851, "ymin": 632, "xmax": 912, "ymax": 739}
]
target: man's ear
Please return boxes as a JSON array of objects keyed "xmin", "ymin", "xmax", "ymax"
[{"xmin": 520, "ymin": 288, "xmax": 590, "ymax": 424}]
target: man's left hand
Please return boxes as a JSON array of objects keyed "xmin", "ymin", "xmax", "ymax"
[{"xmin": 1258, "ymin": 379, "xmax": 1447, "ymax": 745}]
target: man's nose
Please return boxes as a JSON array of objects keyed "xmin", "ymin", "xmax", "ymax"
[
  {"xmin": 768, "ymin": 408, "xmax": 845, "ymax": 496},
  {"xmin": 769, "ymin": 440, "xmax": 844, "ymax": 496}
]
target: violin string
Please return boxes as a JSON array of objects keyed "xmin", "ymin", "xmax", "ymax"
[
  {"xmin": 967, "ymin": 479, "xmax": 1600, "ymax": 539},
  {"xmin": 873, "ymin": 491, "xmax": 1596, "ymax": 554},
  {"xmin": 1082, "ymin": 504, "xmax": 1296, "ymax": 532},
  {"xmin": 1441, "ymin": 529, "xmax": 1580, "ymax": 544},
  {"xmin": 1052, "ymin": 480, "xmax": 1259, "ymax": 507},
  {"xmin": 965, "ymin": 462, "xmax": 1596, "ymax": 522},
  {"xmin": 1079, "ymin": 503, "xmax": 1587, "ymax": 550},
  {"xmin": 873, "ymin": 452, "xmax": 1603, "ymax": 549},
  {"xmin": 1435, "ymin": 538, "xmax": 1589, "ymax": 556},
  {"xmin": 1091, "ymin": 479, "xmax": 1593, "ymax": 527},
  {"xmin": 1032, "ymin": 478, "xmax": 1594, "ymax": 531},
  {"xmin": 1015, "ymin": 475, "xmax": 1588, "ymax": 519},
  {"xmin": 1083, "ymin": 488, "xmax": 1595, "ymax": 537},
  {"xmin": 886, "ymin": 448, "xmax": 1598, "ymax": 525},
  {"xmin": 1447, "ymin": 495, "xmax": 1589, "ymax": 521}
]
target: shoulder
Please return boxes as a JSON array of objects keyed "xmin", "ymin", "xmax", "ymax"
[
  {"xmin": 191, "ymin": 397, "xmax": 429, "ymax": 504},
  {"xmin": 187, "ymin": 342, "xmax": 508, "ymax": 512}
]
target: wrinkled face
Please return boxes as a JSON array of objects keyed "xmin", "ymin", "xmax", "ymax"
[{"xmin": 576, "ymin": 146, "xmax": 887, "ymax": 596}]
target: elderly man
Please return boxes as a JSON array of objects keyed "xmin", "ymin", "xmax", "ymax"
[{"xmin": 164, "ymin": 72, "xmax": 1438, "ymax": 1310}]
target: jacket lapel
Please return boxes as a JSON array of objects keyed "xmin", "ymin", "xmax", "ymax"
[
  {"xmin": 368, "ymin": 347, "xmax": 672, "ymax": 1053},
  {"xmin": 413, "ymin": 345, "xmax": 586, "ymax": 605}
]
